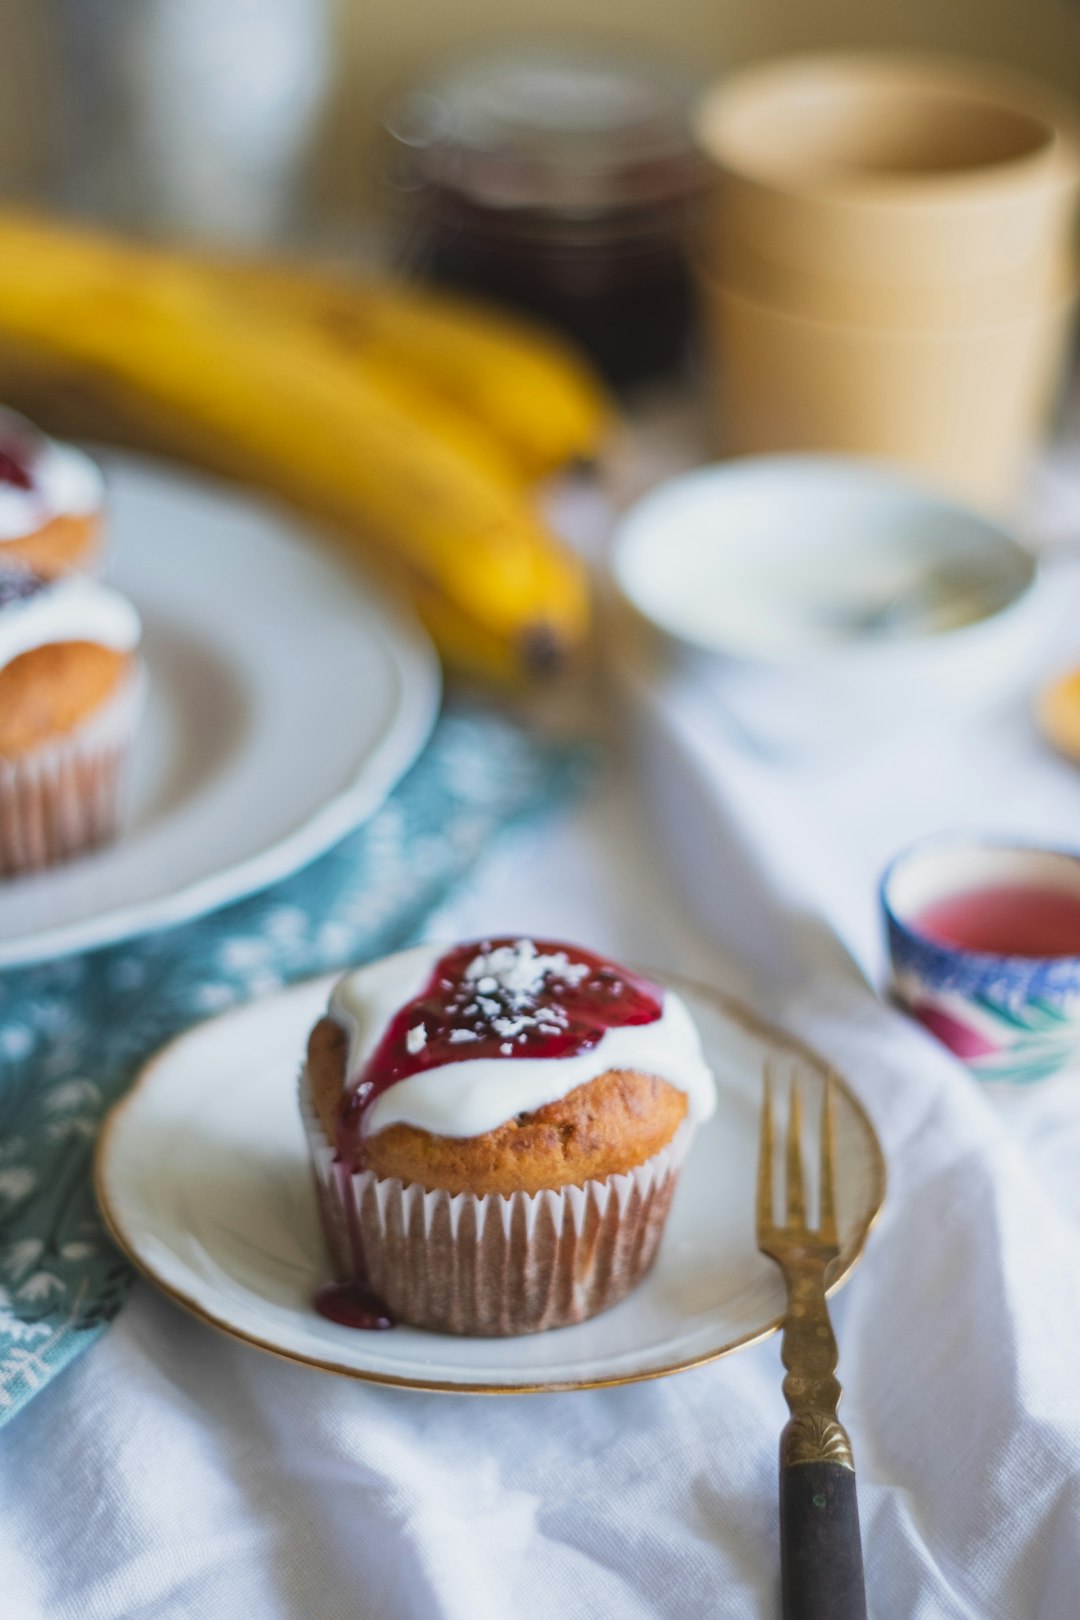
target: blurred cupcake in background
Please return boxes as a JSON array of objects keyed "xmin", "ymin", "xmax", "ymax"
[
  {"xmin": 0, "ymin": 408, "xmax": 107, "ymax": 576},
  {"xmin": 0, "ymin": 561, "xmax": 143, "ymax": 875}
]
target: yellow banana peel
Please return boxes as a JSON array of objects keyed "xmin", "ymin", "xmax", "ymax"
[
  {"xmin": 0, "ymin": 212, "xmax": 596, "ymax": 684},
  {"xmin": 209, "ymin": 256, "xmax": 612, "ymax": 480}
]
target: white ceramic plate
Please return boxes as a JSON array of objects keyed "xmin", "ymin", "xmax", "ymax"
[
  {"xmin": 95, "ymin": 972, "xmax": 885, "ymax": 1393},
  {"xmin": 0, "ymin": 456, "xmax": 440, "ymax": 966}
]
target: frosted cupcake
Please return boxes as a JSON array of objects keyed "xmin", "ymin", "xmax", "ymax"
[
  {"xmin": 302, "ymin": 937, "xmax": 716, "ymax": 1336},
  {"xmin": 0, "ymin": 408, "xmax": 106, "ymax": 576},
  {"xmin": 0, "ymin": 563, "xmax": 143, "ymax": 875}
]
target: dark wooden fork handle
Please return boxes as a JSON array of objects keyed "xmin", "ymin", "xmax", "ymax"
[{"xmin": 781, "ymin": 1461, "xmax": 866, "ymax": 1620}]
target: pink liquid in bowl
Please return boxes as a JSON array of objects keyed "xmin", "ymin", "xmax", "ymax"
[{"xmin": 914, "ymin": 883, "xmax": 1080, "ymax": 958}]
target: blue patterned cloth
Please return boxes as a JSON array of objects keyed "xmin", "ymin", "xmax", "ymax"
[{"xmin": 0, "ymin": 705, "xmax": 591, "ymax": 1425}]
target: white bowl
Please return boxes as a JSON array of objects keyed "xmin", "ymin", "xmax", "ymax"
[{"xmin": 610, "ymin": 455, "xmax": 1042, "ymax": 754}]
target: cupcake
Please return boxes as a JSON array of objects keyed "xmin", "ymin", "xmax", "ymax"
[
  {"xmin": 0, "ymin": 408, "xmax": 106, "ymax": 576},
  {"xmin": 302, "ymin": 937, "xmax": 716, "ymax": 1336},
  {"xmin": 0, "ymin": 563, "xmax": 143, "ymax": 875}
]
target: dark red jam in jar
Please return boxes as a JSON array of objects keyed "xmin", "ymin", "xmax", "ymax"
[
  {"xmin": 336, "ymin": 938, "xmax": 664, "ymax": 1168},
  {"xmin": 385, "ymin": 48, "xmax": 706, "ymax": 389}
]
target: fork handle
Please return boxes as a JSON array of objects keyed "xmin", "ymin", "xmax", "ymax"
[{"xmin": 780, "ymin": 1461, "xmax": 866, "ymax": 1620}]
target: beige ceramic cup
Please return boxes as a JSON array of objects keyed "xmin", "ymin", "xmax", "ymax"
[
  {"xmin": 712, "ymin": 229, "xmax": 1072, "ymax": 330},
  {"xmin": 699, "ymin": 267, "xmax": 1077, "ymax": 509},
  {"xmin": 696, "ymin": 55, "xmax": 1078, "ymax": 288},
  {"xmin": 694, "ymin": 54, "xmax": 1080, "ymax": 506}
]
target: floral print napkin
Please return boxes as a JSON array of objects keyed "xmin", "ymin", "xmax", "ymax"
[{"xmin": 0, "ymin": 705, "xmax": 591, "ymax": 1425}]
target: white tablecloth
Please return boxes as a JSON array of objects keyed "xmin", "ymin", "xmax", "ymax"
[{"xmin": 6, "ymin": 548, "xmax": 1080, "ymax": 1618}]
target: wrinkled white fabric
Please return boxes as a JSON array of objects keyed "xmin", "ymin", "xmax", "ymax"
[
  {"xmin": 616, "ymin": 540, "xmax": 1080, "ymax": 1620},
  {"xmin": 5, "ymin": 545, "xmax": 1080, "ymax": 1616}
]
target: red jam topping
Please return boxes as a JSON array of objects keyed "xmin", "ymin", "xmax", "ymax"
[
  {"xmin": 0, "ymin": 438, "xmax": 35, "ymax": 491},
  {"xmin": 314, "ymin": 1281, "xmax": 394, "ymax": 1331},
  {"xmin": 338, "ymin": 938, "xmax": 663, "ymax": 1161}
]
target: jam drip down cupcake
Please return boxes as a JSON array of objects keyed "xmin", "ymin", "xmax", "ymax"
[
  {"xmin": 0, "ymin": 563, "xmax": 143, "ymax": 875},
  {"xmin": 0, "ymin": 408, "xmax": 107, "ymax": 576},
  {"xmin": 302, "ymin": 938, "xmax": 716, "ymax": 1336}
]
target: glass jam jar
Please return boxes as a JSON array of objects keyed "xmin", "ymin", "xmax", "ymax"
[{"xmin": 384, "ymin": 46, "xmax": 706, "ymax": 390}]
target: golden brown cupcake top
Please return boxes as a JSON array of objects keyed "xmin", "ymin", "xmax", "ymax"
[{"xmin": 308, "ymin": 1013, "xmax": 688, "ymax": 1195}]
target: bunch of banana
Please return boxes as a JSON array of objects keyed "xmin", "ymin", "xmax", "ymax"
[
  {"xmin": 211, "ymin": 257, "xmax": 608, "ymax": 482},
  {"xmin": 0, "ymin": 212, "xmax": 612, "ymax": 684}
]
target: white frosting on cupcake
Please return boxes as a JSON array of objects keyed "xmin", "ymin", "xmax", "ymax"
[
  {"xmin": 0, "ymin": 572, "xmax": 141, "ymax": 674},
  {"xmin": 0, "ymin": 410, "xmax": 105, "ymax": 541},
  {"xmin": 328, "ymin": 942, "xmax": 717, "ymax": 1140}
]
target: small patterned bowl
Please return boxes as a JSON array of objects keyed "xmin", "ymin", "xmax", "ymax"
[{"xmin": 881, "ymin": 838, "xmax": 1080, "ymax": 1086}]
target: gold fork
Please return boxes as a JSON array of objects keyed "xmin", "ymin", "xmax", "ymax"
[{"xmin": 757, "ymin": 1064, "xmax": 867, "ymax": 1620}]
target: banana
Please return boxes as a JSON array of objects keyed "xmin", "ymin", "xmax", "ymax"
[
  {"xmin": 0, "ymin": 213, "xmax": 591, "ymax": 683},
  {"xmin": 208, "ymin": 257, "xmax": 612, "ymax": 479},
  {"xmin": 0, "ymin": 212, "xmax": 612, "ymax": 479},
  {"xmin": 354, "ymin": 362, "xmax": 523, "ymax": 491}
]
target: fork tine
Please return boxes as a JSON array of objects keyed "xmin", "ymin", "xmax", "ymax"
[
  {"xmin": 818, "ymin": 1070, "xmax": 838, "ymax": 1246},
  {"xmin": 756, "ymin": 1061, "xmax": 776, "ymax": 1239},
  {"xmin": 785, "ymin": 1073, "xmax": 806, "ymax": 1227}
]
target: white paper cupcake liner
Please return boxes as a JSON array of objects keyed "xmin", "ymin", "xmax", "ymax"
[
  {"xmin": 300, "ymin": 1068, "xmax": 693, "ymax": 1337},
  {"xmin": 0, "ymin": 660, "xmax": 145, "ymax": 876}
]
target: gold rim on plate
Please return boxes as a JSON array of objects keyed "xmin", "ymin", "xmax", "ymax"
[{"xmin": 93, "ymin": 970, "xmax": 887, "ymax": 1395}]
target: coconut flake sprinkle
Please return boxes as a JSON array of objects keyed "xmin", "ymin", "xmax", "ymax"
[
  {"xmin": 392, "ymin": 938, "xmax": 602, "ymax": 1051},
  {"xmin": 405, "ymin": 1023, "xmax": 427, "ymax": 1056},
  {"xmin": 464, "ymin": 939, "xmax": 589, "ymax": 1003},
  {"xmin": 351, "ymin": 938, "xmax": 662, "ymax": 1087}
]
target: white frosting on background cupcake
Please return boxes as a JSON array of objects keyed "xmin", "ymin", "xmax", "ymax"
[
  {"xmin": 0, "ymin": 410, "xmax": 105, "ymax": 541},
  {"xmin": 0, "ymin": 571, "xmax": 141, "ymax": 674}
]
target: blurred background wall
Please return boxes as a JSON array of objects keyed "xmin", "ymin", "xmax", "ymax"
[
  {"xmin": 4, "ymin": 0, "xmax": 1080, "ymax": 238},
  {"xmin": 325, "ymin": 0, "xmax": 1080, "ymax": 219}
]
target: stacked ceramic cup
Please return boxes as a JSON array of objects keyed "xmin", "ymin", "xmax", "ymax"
[{"xmin": 694, "ymin": 55, "xmax": 1080, "ymax": 508}]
